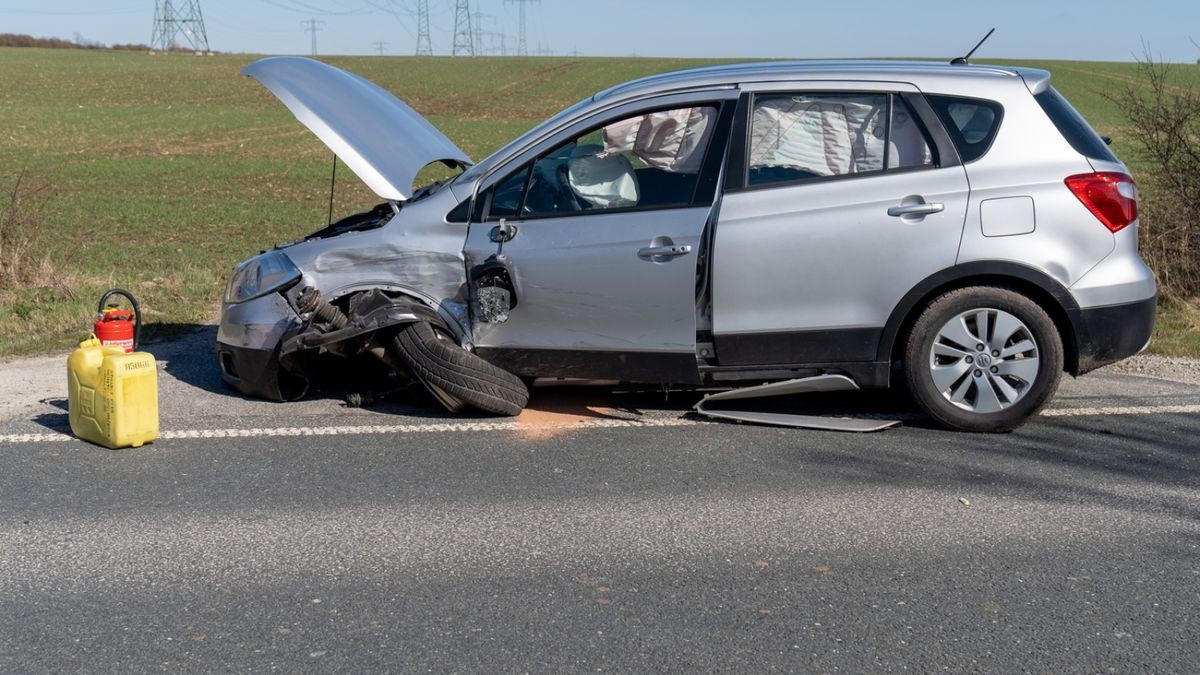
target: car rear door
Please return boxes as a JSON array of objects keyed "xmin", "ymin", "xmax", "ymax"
[
  {"xmin": 711, "ymin": 82, "xmax": 969, "ymax": 367},
  {"xmin": 463, "ymin": 91, "xmax": 737, "ymax": 382}
]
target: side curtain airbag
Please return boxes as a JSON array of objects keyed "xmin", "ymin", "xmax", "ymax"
[{"xmin": 601, "ymin": 107, "xmax": 717, "ymax": 174}]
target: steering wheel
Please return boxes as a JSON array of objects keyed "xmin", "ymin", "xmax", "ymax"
[
  {"xmin": 555, "ymin": 161, "xmax": 586, "ymax": 211},
  {"xmin": 523, "ymin": 158, "xmax": 583, "ymax": 214}
]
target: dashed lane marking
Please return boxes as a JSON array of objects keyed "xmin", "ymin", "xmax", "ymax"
[
  {"xmin": 1, "ymin": 403, "xmax": 1197, "ymax": 444},
  {"xmin": 0, "ymin": 417, "xmax": 699, "ymax": 444},
  {"xmin": 1042, "ymin": 403, "xmax": 1200, "ymax": 417}
]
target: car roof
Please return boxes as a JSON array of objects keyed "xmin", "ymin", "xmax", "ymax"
[
  {"xmin": 594, "ymin": 60, "xmax": 1050, "ymax": 101},
  {"xmin": 452, "ymin": 60, "xmax": 1052, "ymax": 191}
]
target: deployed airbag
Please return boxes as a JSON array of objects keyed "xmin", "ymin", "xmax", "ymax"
[
  {"xmin": 601, "ymin": 106, "xmax": 716, "ymax": 174},
  {"xmin": 567, "ymin": 152, "xmax": 639, "ymax": 208},
  {"xmin": 749, "ymin": 95, "xmax": 888, "ymax": 175}
]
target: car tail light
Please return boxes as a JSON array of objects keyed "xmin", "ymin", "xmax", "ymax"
[{"xmin": 1064, "ymin": 172, "xmax": 1138, "ymax": 233}]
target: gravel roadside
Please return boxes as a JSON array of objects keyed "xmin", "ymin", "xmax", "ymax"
[{"xmin": 1106, "ymin": 353, "xmax": 1200, "ymax": 386}]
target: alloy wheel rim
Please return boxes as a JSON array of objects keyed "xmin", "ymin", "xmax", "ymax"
[{"xmin": 928, "ymin": 307, "xmax": 1040, "ymax": 413}]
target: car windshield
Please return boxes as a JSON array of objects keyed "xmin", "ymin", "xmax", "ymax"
[
  {"xmin": 409, "ymin": 160, "xmax": 469, "ymax": 201},
  {"xmin": 454, "ymin": 95, "xmax": 595, "ymax": 187}
]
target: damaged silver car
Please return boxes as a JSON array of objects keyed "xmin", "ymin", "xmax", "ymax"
[{"xmin": 218, "ymin": 57, "xmax": 1156, "ymax": 432}]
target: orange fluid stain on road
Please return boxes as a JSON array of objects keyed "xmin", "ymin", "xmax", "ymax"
[{"xmin": 514, "ymin": 390, "xmax": 626, "ymax": 439}]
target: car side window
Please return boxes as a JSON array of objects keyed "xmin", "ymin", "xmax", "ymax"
[
  {"xmin": 749, "ymin": 93, "xmax": 887, "ymax": 185},
  {"xmin": 489, "ymin": 165, "xmax": 530, "ymax": 218},
  {"xmin": 486, "ymin": 104, "xmax": 718, "ymax": 220},
  {"xmin": 748, "ymin": 93, "xmax": 936, "ymax": 187},
  {"xmin": 888, "ymin": 97, "xmax": 934, "ymax": 170},
  {"xmin": 924, "ymin": 94, "xmax": 1003, "ymax": 163}
]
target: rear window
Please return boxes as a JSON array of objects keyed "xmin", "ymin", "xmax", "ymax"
[
  {"xmin": 924, "ymin": 94, "xmax": 1003, "ymax": 163},
  {"xmin": 1034, "ymin": 86, "xmax": 1119, "ymax": 163}
]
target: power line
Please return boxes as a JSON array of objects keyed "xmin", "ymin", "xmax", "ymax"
[
  {"xmin": 451, "ymin": 0, "xmax": 473, "ymax": 56},
  {"xmin": 503, "ymin": 0, "xmax": 538, "ymax": 56},
  {"xmin": 301, "ymin": 17, "xmax": 324, "ymax": 55},
  {"xmin": 260, "ymin": 0, "xmax": 375, "ymax": 15},
  {"xmin": 414, "ymin": 0, "xmax": 432, "ymax": 55},
  {"xmin": 372, "ymin": 39, "xmax": 388, "ymax": 55},
  {"xmin": 363, "ymin": 0, "xmax": 416, "ymax": 41},
  {"xmin": 207, "ymin": 15, "xmax": 296, "ymax": 34}
]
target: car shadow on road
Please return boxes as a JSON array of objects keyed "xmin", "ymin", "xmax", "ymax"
[
  {"xmin": 137, "ymin": 323, "xmax": 238, "ymax": 399},
  {"xmin": 58, "ymin": 323, "xmax": 1200, "ymax": 525},
  {"xmin": 128, "ymin": 322, "xmax": 934, "ymax": 426},
  {"xmin": 792, "ymin": 412, "xmax": 1200, "ymax": 521},
  {"xmin": 135, "ymin": 322, "xmax": 462, "ymax": 415}
]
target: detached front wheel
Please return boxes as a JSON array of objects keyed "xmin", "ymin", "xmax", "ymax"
[
  {"xmin": 390, "ymin": 320, "xmax": 529, "ymax": 416},
  {"xmin": 904, "ymin": 287, "xmax": 1063, "ymax": 432}
]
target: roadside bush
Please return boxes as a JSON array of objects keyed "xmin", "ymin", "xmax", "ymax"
[
  {"xmin": 0, "ymin": 169, "xmax": 68, "ymax": 294},
  {"xmin": 0, "ymin": 170, "xmax": 91, "ymax": 353},
  {"xmin": 1107, "ymin": 55, "xmax": 1200, "ymax": 298}
]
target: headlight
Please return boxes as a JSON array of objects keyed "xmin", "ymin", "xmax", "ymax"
[{"xmin": 225, "ymin": 251, "xmax": 302, "ymax": 304}]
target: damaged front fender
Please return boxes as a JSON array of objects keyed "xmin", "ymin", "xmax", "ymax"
[
  {"xmin": 280, "ymin": 287, "xmax": 444, "ymax": 356},
  {"xmin": 217, "ymin": 286, "xmax": 454, "ymax": 402}
]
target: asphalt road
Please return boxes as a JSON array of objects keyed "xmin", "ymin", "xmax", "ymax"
[{"xmin": 1, "ymin": 328, "xmax": 1198, "ymax": 672}]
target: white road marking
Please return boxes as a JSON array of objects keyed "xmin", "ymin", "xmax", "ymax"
[
  {"xmin": 0, "ymin": 417, "xmax": 699, "ymax": 444},
  {"xmin": 2, "ymin": 403, "xmax": 1198, "ymax": 444},
  {"xmin": 1041, "ymin": 403, "xmax": 1200, "ymax": 417}
]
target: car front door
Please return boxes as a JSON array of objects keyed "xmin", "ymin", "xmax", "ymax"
[
  {"xmin": 463, "ymin": 92, "xmax": 737, "ymax": 382},
  {"xmin": 711, "ymin": 82, "xmax": 970, "ymax": 367}
]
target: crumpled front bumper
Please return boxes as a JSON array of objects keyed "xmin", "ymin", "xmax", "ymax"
[{"xmin": 216, "ymin": 291, "xmax": 304, "ymax": 401}]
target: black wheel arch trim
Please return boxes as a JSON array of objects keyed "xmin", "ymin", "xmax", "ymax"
[
  {"xmin": 877, "ymin": 261, "xmax": 1087, "ymax": 375},
  {"xmin": 280, "ymin": 296, "xmax": 444, "ymax": 354}
]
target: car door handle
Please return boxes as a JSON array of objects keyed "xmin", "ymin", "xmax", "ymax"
[
  {"xmin": 887, "ymin": 202, "xmax": 944, "ymax": 217},
  {"xmin": 638, "ymin": 244, "xmax": 692, "ymax": 259}
]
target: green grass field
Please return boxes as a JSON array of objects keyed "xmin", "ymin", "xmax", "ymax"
[{"xmin": 1, "ymin": 47, "xmax": 1197, "ymax": 357}]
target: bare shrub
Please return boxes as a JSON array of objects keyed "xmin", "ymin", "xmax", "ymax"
[
  {"xmin": 0, "ymin": 168, "xmax": 70, "ymax": 296},
  {"xmin": 1106, "ymin": 53, "xmax": 1200, "ymax": 297}
]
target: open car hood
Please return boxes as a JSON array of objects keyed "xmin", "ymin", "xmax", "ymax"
[{"xmin": 243, "ymin": 56, "xmax": 471, "ymax": 201}]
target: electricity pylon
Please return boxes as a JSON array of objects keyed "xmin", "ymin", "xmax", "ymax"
[
  {"xmin": 302, "ymin": 18, "xmax": 323, "ymax": 56},
  {"xmin": 415, "ymin": 0, "xmax": 432, "ymax": 55},
  {"xmin": 150, "ymin": 0, "xmax": 210, "ymax": 53},
  {"xmin": 452, "ymin": 0, "xmax": 474, "ymax": 56},
  {"xmin": 483, "ymin": 30, "xmax": 509, "ymax": 56},
  {"xmin": 504, "ymin": 0, "xmax": 538, "ymax": 56},
  {"xmin": 473, "ymin": 4, "xmax": 495, "ymax": 56}
]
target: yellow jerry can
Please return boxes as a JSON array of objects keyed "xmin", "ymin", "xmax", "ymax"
[{"xmin": 67, "ymin": 336, "xmax": 159, "ymax": 448}]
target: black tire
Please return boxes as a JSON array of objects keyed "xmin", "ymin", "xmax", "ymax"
[
  {"xmin": 391, "ymin": 321, "xmax": 529, "ymax": 416},
  {"xmin": 903, "ymin": 286, "xmax": 1063, "ymax": 433}
]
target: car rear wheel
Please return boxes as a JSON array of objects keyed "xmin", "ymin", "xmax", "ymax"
[{"xmin": 903, "ymin": 287, "xmax": 1063, "ymax": 432}]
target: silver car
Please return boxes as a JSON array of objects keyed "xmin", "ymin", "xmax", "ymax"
[{"xmin": 217, "ymin": 57, "xmax": 1156, "ymax": 432}]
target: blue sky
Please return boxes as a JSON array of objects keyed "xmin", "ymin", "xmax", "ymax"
[{"xmin": 1, "ymin": 0, "xmax": 1198, "ymax": 61}]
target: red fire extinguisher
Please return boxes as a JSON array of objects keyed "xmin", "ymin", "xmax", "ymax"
[{"xmin": 94, "ymin": 289, "xmax": 141, "ymax": 353}]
